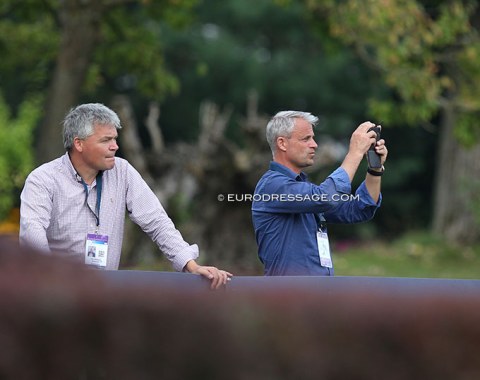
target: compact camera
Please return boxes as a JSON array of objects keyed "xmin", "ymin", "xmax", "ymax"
[{"xmin": 366, "ymin": 126, "xmax": 382, "ymax": 169}]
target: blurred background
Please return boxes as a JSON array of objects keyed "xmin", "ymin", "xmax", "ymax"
[{"xmin": 1, "ymin": 0, "xmax": 480, "ymax": 277}]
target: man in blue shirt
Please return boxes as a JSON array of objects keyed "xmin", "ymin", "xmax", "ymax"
[{"xmin": 252, "ymin": 111, "xmax": 388, "ymax": 276}]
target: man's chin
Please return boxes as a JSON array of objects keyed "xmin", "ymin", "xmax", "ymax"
[
  {"xmin": 304, "ymin": 158, "xmax": 315, "ymax": 167},
  {"xmin": 103, "ymin": 157, "xmax": 116, "ymax": 170}
]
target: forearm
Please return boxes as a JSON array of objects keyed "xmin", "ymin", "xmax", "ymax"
[
  {"xmin": 365, "ymin": 167, "xmax": 383, "ymax": 203},
  {"xmin": 340, "ymin": 151, "xmax": 364, "ymax": 183},
  {"xmin": 341, "ymin": 121, "xmax": 381, "ymax": 183},
  {"xmin": 184, "ymin": 259, "xmax": 200, "ymax": 273},
  {"xmin": 364, "ymin": 134, "xmax": 387, "ymax": 203}
]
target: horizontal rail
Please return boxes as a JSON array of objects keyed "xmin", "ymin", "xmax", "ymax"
[{"xmin": 102, "ymin": 270, "xmax": 480, "ymax": 297}]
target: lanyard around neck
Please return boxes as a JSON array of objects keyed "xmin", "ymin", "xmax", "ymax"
[
  {"xmin": 315, "ymin": 213, "xmax": 327, "ymax": 232},
  {"xmin": 80, "ymin": 172, "xmax": 103, "ymax": 227}
]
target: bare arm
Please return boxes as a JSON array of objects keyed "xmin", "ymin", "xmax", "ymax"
[
  {"xmin": 340, "ymin": 122, "xmax": 388, "ymax": 203},
  {"xmin": 365, "ymin": 138, "xmax": 388, "ymax": 203},
  {"xmin": 341, "ymin": 121, "xmax": 378, "ymax": 182}
]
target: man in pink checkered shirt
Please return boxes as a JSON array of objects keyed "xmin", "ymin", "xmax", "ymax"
[{"xmin": 20, "ymin": 103, "xmax": 232, "ymax": 289}]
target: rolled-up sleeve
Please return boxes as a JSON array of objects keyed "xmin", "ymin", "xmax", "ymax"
[
  {"xmin": 323, "ymin": 180, "xmax": 381, "ymax": 223},
  {"xmin": 253, "ymin": 167, "xmax": 353, "ymax": 215},
  {"xmin": 252, "ymin": 165, "xmax": 381, "ymax": 224},
  {"xmin": 125, "ymin": 164, "xmax": 199, "ymax": 272},
  {"xmin": 328, "ymin": 167, "xmax": 352, "ymax": 194}
]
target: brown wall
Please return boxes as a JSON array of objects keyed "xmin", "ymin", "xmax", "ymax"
[{"xmin": 1, "ymin": 236, "xmax": 479, "ymax": 379}]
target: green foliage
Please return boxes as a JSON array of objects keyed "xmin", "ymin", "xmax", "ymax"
[
  {"xmin": 158, "ymin": 0, "xmax": 385, "ymax": 142},
  {"xmin": 0, "ymin": 95, "xmax": 39, "ymax": 220},
  {"xmin": 89, "ymin": 11, "xmax": 180, "ymax": 100},
  {"xmin": 85, "ymin": 1, "xmax": 199, "ymax": 101},
  {"xmin": 0, "ymin": 0, "xmax": 198, "ymax": 108},
  {"xmin": 307, "ymin": 0, "xmax": 480, "ymax": 145},
  {"xmin": 0, "ymin": 0, "xmax": 461, "ymax": 242},
  {"xmin": 455, "ymin": 112, "xmax": 480, "ymax": 146},
  {"xmin": 0, "ymin": 1, "xmax": 59, "ymax": 107},
  {"xmin": 156, "ymin": 0, "xmax": 437, "ymax": 238}
]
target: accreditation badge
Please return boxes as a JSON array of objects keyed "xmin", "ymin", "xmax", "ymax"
[
  {"xmin": 316, "ymin": 231, "xmax": 333, "ymax": 268},
  {"xmin": 85, "ymin": 233, "xmax": 108, "ymax": 269}
]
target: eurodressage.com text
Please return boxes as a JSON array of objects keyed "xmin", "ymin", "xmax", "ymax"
[{"xmin": 217, "ymin": 193, "xmax": 361, "ymax": 202}]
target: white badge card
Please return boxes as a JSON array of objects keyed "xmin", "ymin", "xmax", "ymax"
[
  {"xmin": 316, "ymin": 231, "xmax": 333, "ymax": 268},
  {"xmin": 85, "ymin": 233, "xmax": 108, "ymax": 268}
]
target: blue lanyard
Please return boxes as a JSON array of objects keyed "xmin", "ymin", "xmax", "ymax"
[
  {"xmin": 315, "ymin": 213, "xmax": 327, "ymax": 232},
  {"xmin": 81, "ymin": 172, "xmax": 103, "ymax": 227}
]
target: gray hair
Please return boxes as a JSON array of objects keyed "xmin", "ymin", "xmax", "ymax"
[
  {"xmin": 63, "ymin": 103, "xmax": 122, "ymax": 150},
  {"xmin": 266, "ymin": 110, "xmax": 318, "ymax": 156}
]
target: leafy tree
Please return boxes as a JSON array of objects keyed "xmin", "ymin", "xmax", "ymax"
[
  {"xmin": 0, "ymin": 1, "xmax": 58, "ymax": 112},
  {"xmin": 158, "ymin": 0, "xmax": 438, "ymax": 240},
  {"xmin": 307, "ymin": 0, "xmax": 480, "ymax": 243},
  {"xmin": 0, "ymin": 96, "xmax": 39, "ymax": 219},
  {"xmin": 159, "ymin": 0, "xmax": 381, "ymax": 143},
  {"xmin": 0, "ymin": 0, "xmax": 196, "ymax": 163},
  {"xmin": 0, "ymin": 0, "xmax": 446, "ymax": 260}
]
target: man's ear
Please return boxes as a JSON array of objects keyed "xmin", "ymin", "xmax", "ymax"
[
  {"xmin": 277, "ymin": 136, "xmax": 288, "ymax": 152},
  {"xmin": 73, "ymin": 137, "xmax": 83, "ymax": 153}
]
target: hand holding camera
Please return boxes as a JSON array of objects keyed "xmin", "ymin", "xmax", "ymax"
[{"xmin": 366, "ymin": 125, "xmax": 382, "ymax": 169}]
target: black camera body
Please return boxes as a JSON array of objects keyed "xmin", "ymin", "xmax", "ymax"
[{"xmin": 366, "ymin": 126, "xmax": 382, "ymax": 169}]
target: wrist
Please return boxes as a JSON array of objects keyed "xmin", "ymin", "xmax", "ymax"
[
  {"xmin": 367, "ymin": 165, "xmax": 385, "ymax": 176},
  {"xmin": 345, "ymin": 151, "xmax": 364, "ymax": 164},
  {"xmin": 184, "ymin": 259, "xmax": 200, "ymax": 273}
]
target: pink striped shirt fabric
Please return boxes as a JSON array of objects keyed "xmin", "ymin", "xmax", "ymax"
[{"xmin": 20, "ymin": 153, "xmax": 199, "ymax": 271}]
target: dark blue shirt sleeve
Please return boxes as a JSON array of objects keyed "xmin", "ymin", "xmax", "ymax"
[
  {"xmin": 252, "ymin": 167, "xmax": 381, "ymax": 223},
  {"xmin": 323, "ymin": 180, "xmax": 381, "ymax": 223}
]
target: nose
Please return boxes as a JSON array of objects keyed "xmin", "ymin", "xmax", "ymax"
[
  {"xmin": 110, "ymin": 139, "xmax": 119, "ymax": 151},
  {"xmin": 311, "ymin": 139, "xmax": 318, "ymax": 149}
]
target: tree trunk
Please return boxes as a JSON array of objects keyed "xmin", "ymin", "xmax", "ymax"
[
  {"xmin": 36, "ymin": 0, "xmax": 103, "ymax": 164},
  {"xmin": 432, "ymin": 105, "xmax": 480, "ymax": 244}
]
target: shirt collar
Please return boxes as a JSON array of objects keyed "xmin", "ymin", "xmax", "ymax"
[
  {"xmin": 62, "ymin": 152, "xmax": 83, "ymax": 183},
  {"xmin": 269, "ymin": 161, "xmax": 308, "ymax": 182}
]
